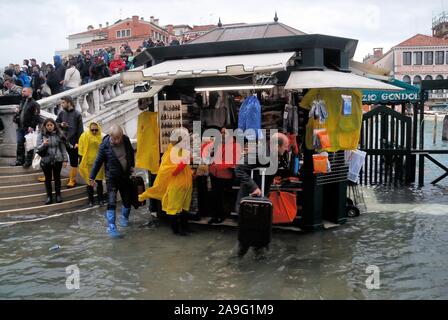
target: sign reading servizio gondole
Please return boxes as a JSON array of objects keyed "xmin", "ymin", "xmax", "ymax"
[{"xmin": 362, "ymin": 92, "xmax": 420, "ymax": 103}]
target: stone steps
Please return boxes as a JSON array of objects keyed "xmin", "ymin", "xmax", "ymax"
[
  {"xmin": 0, "ymin": 179, "xmax": 70, "ymax": 196},
  {"xmin": 0, "ymin": 172, "xmax": 47, "ymax": 186},
  {"xmin": 0, "ymin": 158, "xmax": 15, "ymax": 166},
  {"xmin": 0, "ymin": 155, "xmax": 89, "ymax": 219},
  {"xmin": 0, "ymin": 185, "xmax": 86, "ymax": 210},
  {"xmin": 0, "ymin": 196, "xmax": 89, "ymax": 217},
  {"xmin": 0, "ymin": 166, "xmax": 41, "ymax": 175}
]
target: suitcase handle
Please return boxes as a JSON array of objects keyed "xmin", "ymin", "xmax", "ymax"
[{"xmin": 251, "ymin": 168, "xmax": 267, "ymax": 196}]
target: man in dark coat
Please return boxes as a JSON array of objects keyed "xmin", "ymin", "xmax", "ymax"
[
  {"xmin": 90, "ymin": 125, "xmax": 135, "ymax": 238},
  {"xmin": 11, "ymin": 87, "xmax": 41, "ymax": 167},
  {"xmin": 234, "ymin": 133, "xmax": 289, "ymax": 257},
  {"xmin": 56, "ymin": 96, "xmax": 84, "ymax": 187}
]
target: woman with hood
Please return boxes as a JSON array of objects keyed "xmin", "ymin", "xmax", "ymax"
[
  {"xmin": 78, "ymin": 122, "xmax": 105, "ymax": 207},
  {"xmin": 36, "ymin": 118, "xmax": 68, "ymax": 204},
  {"xmin": 138, "ymin": 127, "xmax": 193, "ymax": 236}
]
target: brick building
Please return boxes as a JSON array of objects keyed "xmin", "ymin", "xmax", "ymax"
[{"xmin": 56, "ymin": 16, "xmax": 172, "ymax": 57}]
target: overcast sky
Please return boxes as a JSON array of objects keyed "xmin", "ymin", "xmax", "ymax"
[{"xmin": 0, "ymin": 0, "xmax": 445, "ymax": 67}]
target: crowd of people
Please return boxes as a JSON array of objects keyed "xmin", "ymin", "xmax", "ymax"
[
  {"xmin": 0, "ymin": 43, "xmax": 139, "ymax": 101},
  {"xmin": 7, "ymin": 84, "xmax": 288, "ymax": 257}
]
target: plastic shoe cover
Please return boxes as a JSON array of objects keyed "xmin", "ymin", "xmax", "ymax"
[{"xmin": 119, "ymin": 206, "xmax": 131, "ymax": 227}]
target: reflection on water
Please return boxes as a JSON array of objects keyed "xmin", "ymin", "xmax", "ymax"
[
  {"xmin": 1, "ymin": 182, "xmax": 447, "ymax": 300},
  {"xmin": 0, "ymin": 118, "xmax": 447, "ymax": 299}
]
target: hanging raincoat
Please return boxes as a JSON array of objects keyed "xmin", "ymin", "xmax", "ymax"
[
  {"xmin": 135, "ymin": 111, "xmax": 160, "ymax": 174},
  {"xmin": 300, "ymin": 89, "xmax": 363, "ymax": 152},
  {"xmin": 138, "ymin": 144, "xmax": 192, "ymax": 215},
  {"xmin": 78, "ymin": 122, "xmax": 105, "ymax": 181}
]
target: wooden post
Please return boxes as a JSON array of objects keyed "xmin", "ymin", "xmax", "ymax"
[
  {"xmin": 442, "ymin": 115, "xmax": 448, "ymax": 141},
  {"xmin": 433, "ymin": 114, "xmax": 438, "ymax": 144},
  {"xmin": 418, "ymin": 100, "xmax": 425, "ymax": 187}
]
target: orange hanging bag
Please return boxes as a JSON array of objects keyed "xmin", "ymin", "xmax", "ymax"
[{"xmin": 269, "ymin": 189, "xmax": 297, "ymax": 224}]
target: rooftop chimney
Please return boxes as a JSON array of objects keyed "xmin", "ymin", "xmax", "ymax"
[
  {"xmin": 373, "ymin": 48, "xmax": 383, "ymax": 58},
  {"xmin": 150, "ymin": 16, "xmax": 155, "ymax": 23},
  {"xmin": 87, "ymin": 25, "xmax": 94, "ymax": 31},
  {"xmin": 154, "ymin": 18, "xmax": 159, "ymax": 25},
  {"xmin": 132, "ymin": 15, "xmax": 139, "ymax": 24},
  {"xmin": 99, "ymin": 23, "xmax": 102, "ymax": 29},
  {"xmin": 141, "ymin": 17, "xmax": 144, "ymax": 20},
  {"xmin": 106, "ymin": 22, "xmax": 109, "ymax": 27}
]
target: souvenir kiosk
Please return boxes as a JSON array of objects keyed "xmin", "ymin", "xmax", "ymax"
[{"xmin": 121, "ymin": 34, "xmax": 402, "ymax": 231}]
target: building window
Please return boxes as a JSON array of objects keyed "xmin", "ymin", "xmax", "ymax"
[
  {"xmin": 435, "ymin": 51, "xmax": 444, "ymax": 65},
  {"xmin": 402, "ymin": 75, "xmax": 411, "ymax": 84},
  {"xmin": 76, "ymin": 43, "xmax": 82, "ymax": 49},
  {"xmin": 403, "ymin": 52, "xmax": 412, "ymax": 65},
  {"xmin": 424, "ymin": 75, "xmax": 433, "ymax": 81},
  {"xmin": 413, "ymin": 75, "xmax": 422, "ymax": 87},
  {"xmin": 424, "ymin": 51, "xmax": 434, "ymax": 65},
  {"xmin": 413, "ymin": 52, "xmax": 422, "ymax": 65},
  {"xmin": 117, "ymin": 29, "xmax": 131, "ymax": 38}
]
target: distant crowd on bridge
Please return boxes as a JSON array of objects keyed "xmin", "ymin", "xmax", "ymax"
[{"xmin": 0, "ymin": 35, "xmax": 185, "ymax": 102}]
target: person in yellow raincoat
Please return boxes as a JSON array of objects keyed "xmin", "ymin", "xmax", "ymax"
[
  {"xmin": 78, "ymin": 122, "xmax": 105, "ymax": 207},
  {"xmin": 139, "ymin": 127, "xmax": 193, "ymax": 235}
]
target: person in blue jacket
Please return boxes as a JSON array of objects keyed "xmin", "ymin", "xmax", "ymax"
[
  {"xmin": 89, "ymin": 125, "xmax": 135, "ymax": 238},
  {"xmin": 13, "ymin": 64, "xmax": 30, "ymax": 87}
]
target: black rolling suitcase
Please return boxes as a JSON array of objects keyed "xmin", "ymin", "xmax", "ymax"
[{"xmin": 238, "ymin": 168, "xmax": 273, "ymax": 247}]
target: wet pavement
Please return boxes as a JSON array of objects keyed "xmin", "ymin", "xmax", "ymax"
[{"xmin": 0, "ymin": 117, "xmax": 447, "ymax": 299}]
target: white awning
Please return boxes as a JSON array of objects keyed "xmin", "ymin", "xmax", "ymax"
[
  {"xmin": 285, "ymin": 70, "xmax": 404, "ymax": 91},
  {"xmin": 105, "ymin": 85, "xmax": 165, "ymax": 104},
  {"xmin": 122, "ymin": 52, "xmax": 296, "ymax": 82}
]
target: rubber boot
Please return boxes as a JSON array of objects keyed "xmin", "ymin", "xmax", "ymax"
[
  {"xmin": 119, "ymin": 206, "xmax": 131, "ymax": 227},
  {"xmin": 236, "ymin": 241, "xmax": 250, "ymax": 258},
  {"xmin": 87, "ymin": 186, "xmax": 95, "ymax": 207},
  {"xmin": 66, "ymin": 167, "xmax": 78, "ymax": 188},
  {"xmin": 170, "ymin": 215, "xmax": 180, "ymax": 235},
  {"xmin": 44, "ymin": 179, "xmax": 53, "ymax": 205},
  {"xmin": 177, "ymin": 214, "xmax": 188, "ymax": 236},
  {"xmin": 23, "ymin": 150, "xmax": 34, "ymax": 168},
  {"xmin": 97, "ymin": 182, "xmax": 105, "ymax": 206},
  {"xmin": 106, "ymin": 209, "xmax": 122, "ymax": 238},
  {"xmin": 12, "ymin": 143, "xmax": 25, "ymax": 166},
  {"xmin": 180, "ymin": 212, "xmax": 193, "ymax": 234},
  {"xmin": 55, "ymin": 178, "xmax": 62, "ymax": 203}
]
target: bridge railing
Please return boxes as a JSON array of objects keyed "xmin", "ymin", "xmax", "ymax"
[{"xmin": 37, "ymin": 74, "xmax": 125, "ymax": 117}]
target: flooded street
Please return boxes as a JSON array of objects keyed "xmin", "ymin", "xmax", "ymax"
[
  {"xmin": 1, "ymin": 183, "xmax": 447, "ymax": 300},
  {"xmin": 0, "ymin": 117, "xmax": 447, "ymax": 300}
]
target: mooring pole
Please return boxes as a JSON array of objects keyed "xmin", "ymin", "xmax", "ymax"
[
  {"xmin": 433, "ymin": 114, "xmax": 438, "ymax": 144},
  {"xmin": 418, "ymin": 100, "xmax": 425, "ymax": 187}
]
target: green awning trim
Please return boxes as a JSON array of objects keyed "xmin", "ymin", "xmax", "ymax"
[{"xmin": 362, "ymin": 79, "xmax": 420, "ymax": 104}]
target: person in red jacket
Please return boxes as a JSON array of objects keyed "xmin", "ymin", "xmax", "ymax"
[
  {"xmin": 207, "ymin": 127, "xmax": 242, "ymax": 224},
  {"xmin": 109, "ymin": 54, "xmax": 126, "ymax": 75}
]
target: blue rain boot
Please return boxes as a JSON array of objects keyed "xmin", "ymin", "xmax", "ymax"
[
  {"xmin": 106, "ymin": 209, "xmax": 122, "ymax": 238},
  {"xmin": 119, "ymin": 206, "xmax": 131, "ymax": 227}
]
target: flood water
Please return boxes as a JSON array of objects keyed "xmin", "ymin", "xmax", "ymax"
[{"xmin": 0, "ymin": 117, "xmax": 447, "ymax": 300}]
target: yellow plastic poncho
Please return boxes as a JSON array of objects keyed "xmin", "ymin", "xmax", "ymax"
[
  {"xmin": 78, "ymin": 122, "xmax": 105, "ymax": 181},
  {"xmin": 300, "ymin": 89, "xmax": 363, "ymax": 152},
  {"xmin": 138, "ymin": 144, "xmax": 192, "ymax": 215},
  {"xmin": 135, "ymin": 111, "xmax": 160, "ymax": 174}
]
